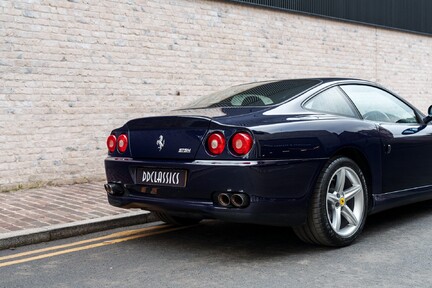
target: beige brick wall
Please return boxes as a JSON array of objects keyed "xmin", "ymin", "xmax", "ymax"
[{"xmin": 1, "ymin": 0, "xmax": 431, "ymax": 191}]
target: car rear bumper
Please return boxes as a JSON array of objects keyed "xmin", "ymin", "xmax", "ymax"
[{"xmin": 104, "ymin": 157, "xmax": 326, "ymax": 226}]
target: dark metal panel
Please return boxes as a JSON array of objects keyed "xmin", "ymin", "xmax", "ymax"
[{"xmin": 224, "ymin": 0, "xmax": 432, "ymax": 36}]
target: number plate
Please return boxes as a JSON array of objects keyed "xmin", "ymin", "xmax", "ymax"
[{"xmin": 136, "ymin": 167, "xmax": 187, "ymax": 188}]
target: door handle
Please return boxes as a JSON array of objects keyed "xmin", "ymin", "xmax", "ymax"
[{"xmin": 384, "ymin": 144, "xmax": 392, "ymax": 154}]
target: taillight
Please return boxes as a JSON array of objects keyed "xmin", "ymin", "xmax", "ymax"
[
  {"xmin": 117, "ymin": 134, "xmax": 128, "ymax": 153},
  {"xmin": 107, "ymin": 135, "xmax": 117, "ymax": 153},
  {"xmin": 231, "ymin": 132, "xmax": 253, "ymax": 155},
  {"xmin": 207, "ymin": 132, "xmax": 226, "ymax": 155}
]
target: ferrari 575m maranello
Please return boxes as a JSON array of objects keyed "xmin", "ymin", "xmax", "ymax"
[{"xmin": 104, "ymin": 78, "xmax": 432, "ymax": 246}]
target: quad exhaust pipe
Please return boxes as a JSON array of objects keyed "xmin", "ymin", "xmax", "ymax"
[
  {"xmin": 216, "ymin": 192, "xmax": 249, "ymax": 208},
  {"xmin": 105, "ymin": 183, "xmax": 248, "ymax": 208}
]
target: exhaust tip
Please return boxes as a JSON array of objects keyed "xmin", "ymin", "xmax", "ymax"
[
  {"xmin": 104, "ymin": 183, "xmax": 124, "ymax": 196},
  {"xmin": 231, "ymin": 193, "xmax": 249, "ymax": 208},
  {"xmin": 104, "ymin": 184, "xmax": 113, "ymax": 194},
  {"xmin": 217, "ymin": 193, "xmax": 231, "ymax": 207}
]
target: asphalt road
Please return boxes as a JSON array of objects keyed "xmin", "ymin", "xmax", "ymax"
[{"xmin": 1, "ymin": 201, "xmax": 432, "ymax": 288}]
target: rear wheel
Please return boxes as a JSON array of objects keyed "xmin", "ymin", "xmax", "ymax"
[
  {"xmin": 293, "ymin": 156, "xmax": 368, "ymax": 246},
  {"xmin": 154, "ymin": 211, "xmax": 202, "ymax": 226}
]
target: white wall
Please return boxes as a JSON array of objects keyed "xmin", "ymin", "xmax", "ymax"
[{"xmin": 1, "ymin": 0, "xmax": 431, "ymax": 191}]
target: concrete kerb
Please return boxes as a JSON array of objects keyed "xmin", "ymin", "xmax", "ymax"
[{"xmin": 0, "ymin": 210, "xmax": 158, "ymax": 250}]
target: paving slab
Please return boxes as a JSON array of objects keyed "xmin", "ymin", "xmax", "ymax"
[{"xmin": 0, "ymin": 182, "xmax": 156, "ymax": 250}]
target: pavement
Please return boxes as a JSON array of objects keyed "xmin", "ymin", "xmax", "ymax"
[{"xmin": 0, "ymin": 182, "xmax": 157, "ymax": 250}]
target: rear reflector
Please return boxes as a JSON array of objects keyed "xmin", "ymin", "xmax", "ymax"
[
  {"xmin": 107, "ymin": 135, "xmax": 117, "ymax": 153},
  {"xmin": 207, "ymin": 132, "xmax": 226, "ymax": 155},
  {"xmin": 117, "ymin": 134, "xmax": 128, "ymax": 153},
  {"xmin": 231, "ymin": 132, "xmax": 253, "ymax": 155}
]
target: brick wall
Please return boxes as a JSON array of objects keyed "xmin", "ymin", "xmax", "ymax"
[{"xmin": 1, "ymin": 0, "xmax": 431, "ymax": 191}]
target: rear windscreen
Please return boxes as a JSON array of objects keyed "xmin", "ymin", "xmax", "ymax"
[{"xmin": 184, "ymin": 79, "xmax": 321, "ymax": 108}]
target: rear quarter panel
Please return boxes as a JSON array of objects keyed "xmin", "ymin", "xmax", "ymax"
[{"xmin": 250, "ymin": 117, "xmax": 383, "ymax": 200}]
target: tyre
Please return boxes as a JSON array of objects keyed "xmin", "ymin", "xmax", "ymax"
[
  {"xmin": 154, "ymin": 211, "xmax": 202, "ymax": 226},
  {"xmin": 294, "ymin": 156, "xmax": 368, "ymax": 247}
]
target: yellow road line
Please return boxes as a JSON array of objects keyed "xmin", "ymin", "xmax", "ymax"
[
  {"xmin": 0, "ymin": 224, "xmax": 171, "ymax": 262},
  {"xmin": 0, "ymin": 226, "xmax": 191, "ymax": 268}
]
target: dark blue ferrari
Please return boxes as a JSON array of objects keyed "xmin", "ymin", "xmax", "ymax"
[{"xmin": 104, "ymin": 78, "xmax": 432, "ymax": 246}]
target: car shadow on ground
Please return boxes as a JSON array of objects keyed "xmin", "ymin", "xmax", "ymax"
[
  {"xmin": 129, "ymin": 220, "xmax": 321, "ymax": 262},
  {"xmin": 362, "ymin": 199, "xmax": 432, "ymax": 235},
  {"xmin": 129, "ymin": 199, "xmax": 432, "ymax": 260}
]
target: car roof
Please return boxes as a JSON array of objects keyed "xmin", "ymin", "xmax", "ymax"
[
  {"xmin": 285, "ymin": 77, "xmax": 372, "ymax": 84},
  {"xmin": 253, "ymin": 77, "xmax": 377, "ymax": 87}
]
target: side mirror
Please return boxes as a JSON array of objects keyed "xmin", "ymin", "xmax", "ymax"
[{"xmin": 424, "ymin": 105, "xmax": 432, "ymax": 124}]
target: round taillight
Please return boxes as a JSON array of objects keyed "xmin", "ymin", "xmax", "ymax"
[
  {"xmin": 107, "ymin": 135, "xmax": 117, "ymax": 153},
  {"xmin": 117, "ymin": 134, "xmax": 128, "ymax": 153},
  {"xmin": 231, "ymin": 132, "xmax": 253, "ymax": 155},
  {"xmin": 207, "ymin": 132, "xmax": 226, "ymax": 155}
]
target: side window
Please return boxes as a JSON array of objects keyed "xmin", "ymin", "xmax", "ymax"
[
  {"xmin": 340, "ymin": 85, "xmax": 418, "ymax": 124},
  {"xmin": 304, "ymin": 87, "xmax": 358, "ymax": 118}
]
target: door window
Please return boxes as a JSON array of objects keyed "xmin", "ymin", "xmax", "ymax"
[{"xmin": 340, "ymin": 85, "xmax": 418, "ymax": 123}]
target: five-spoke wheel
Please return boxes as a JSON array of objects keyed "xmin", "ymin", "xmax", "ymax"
[
  {"xmin": 326, "ymin": 166, "xmax": 365, "ymax": 238},
  {"xmin": 294, "ymin": 156, "xmax": 368, "ymax": 246}
]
